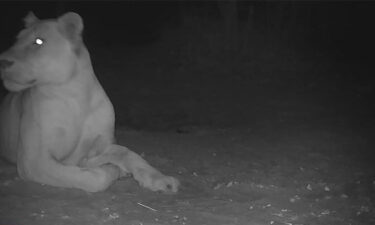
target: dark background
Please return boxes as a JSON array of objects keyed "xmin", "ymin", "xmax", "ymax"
[{"xmin": 0, "ymin": 1, "xmax": 374, "ymax": 132}]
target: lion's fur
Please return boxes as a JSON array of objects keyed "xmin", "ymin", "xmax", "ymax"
[{"xmin": 0, "ymin": 12, "xmax": 179, "ymax": 192}]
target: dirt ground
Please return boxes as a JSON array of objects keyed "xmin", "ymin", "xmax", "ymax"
[{"xmin": 0, "ymin": 117, "xmax": 374, "ymax": 225}]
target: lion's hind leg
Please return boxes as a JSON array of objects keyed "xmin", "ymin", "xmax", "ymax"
[{"xmin": 85, "ymin": 145, "xmax": 180, "ymax": 193}]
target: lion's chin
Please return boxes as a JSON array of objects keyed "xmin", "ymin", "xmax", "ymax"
[{"xmin": 3, "ymin": 79, "xmax": 36, "ymax": 92}]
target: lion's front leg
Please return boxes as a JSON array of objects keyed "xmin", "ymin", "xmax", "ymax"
[
  {"xmin": 17, "ymin": 152, "xmax": 121, "ymax": 192},
  {"xmin": 85, "ymin": 145, "xmax": 180, "ymax": 193}
]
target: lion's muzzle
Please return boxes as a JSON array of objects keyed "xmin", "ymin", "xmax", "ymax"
[{"xmin": 0, "ymin": 58, "xmax": 37, "ymax": 92}]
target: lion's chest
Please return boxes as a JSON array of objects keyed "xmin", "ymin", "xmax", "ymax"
[{"xmin": 21, "ymin": 91, "xmax": 89, "ymax": 160}]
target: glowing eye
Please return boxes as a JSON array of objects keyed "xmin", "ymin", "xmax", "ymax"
[{"xmin": 34, "ymin": 38, "xmax": 44, "ymax": 45}]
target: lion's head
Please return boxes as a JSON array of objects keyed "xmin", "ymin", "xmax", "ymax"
[{"xmin": 0, "ymin": 12, "xmax": 84, "ymax": 92}]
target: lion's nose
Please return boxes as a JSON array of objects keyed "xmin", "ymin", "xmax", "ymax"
[{"xmin": 0, "ymin": 59, "xmax": 14, "ymax": 70}]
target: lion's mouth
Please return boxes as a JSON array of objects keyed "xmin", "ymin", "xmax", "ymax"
[
  {"xmin": 7, "ymin": 77, "xmax": 36, "ymax": 85},
  {"xmin": 1, "ymin": 72, "xmax": 37, "ymax": 91},
  {"xmin": 1, "ymin": 71, "xmax": 35, "ymax": 84}
]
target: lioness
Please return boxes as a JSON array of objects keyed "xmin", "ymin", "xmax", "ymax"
[{"xmin": 0, "ymin": 12, "xmax": 179, "ymax": 192}]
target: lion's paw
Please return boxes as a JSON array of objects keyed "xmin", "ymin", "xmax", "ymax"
[{"xmin": 137, "ymin": 172, "xmax": 180, "ymax": 193}]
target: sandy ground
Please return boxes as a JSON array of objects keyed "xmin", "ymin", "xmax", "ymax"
[{"xmin": 0, "ymin": 119, "xmax": 374, "ymax": 225}]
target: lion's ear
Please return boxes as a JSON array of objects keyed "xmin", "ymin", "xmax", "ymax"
[
  {"xmin": 58, "ymin": 12, "xmax": 83, "ymax": 41},
  {"xmin": 24, "ymin": 11, "xmax": 39, "ymax": 27}
]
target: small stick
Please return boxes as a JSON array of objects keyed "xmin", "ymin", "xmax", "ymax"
[{"xmin": 137, "ymin": 202, "xmax": 158, "ymax": 212}]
